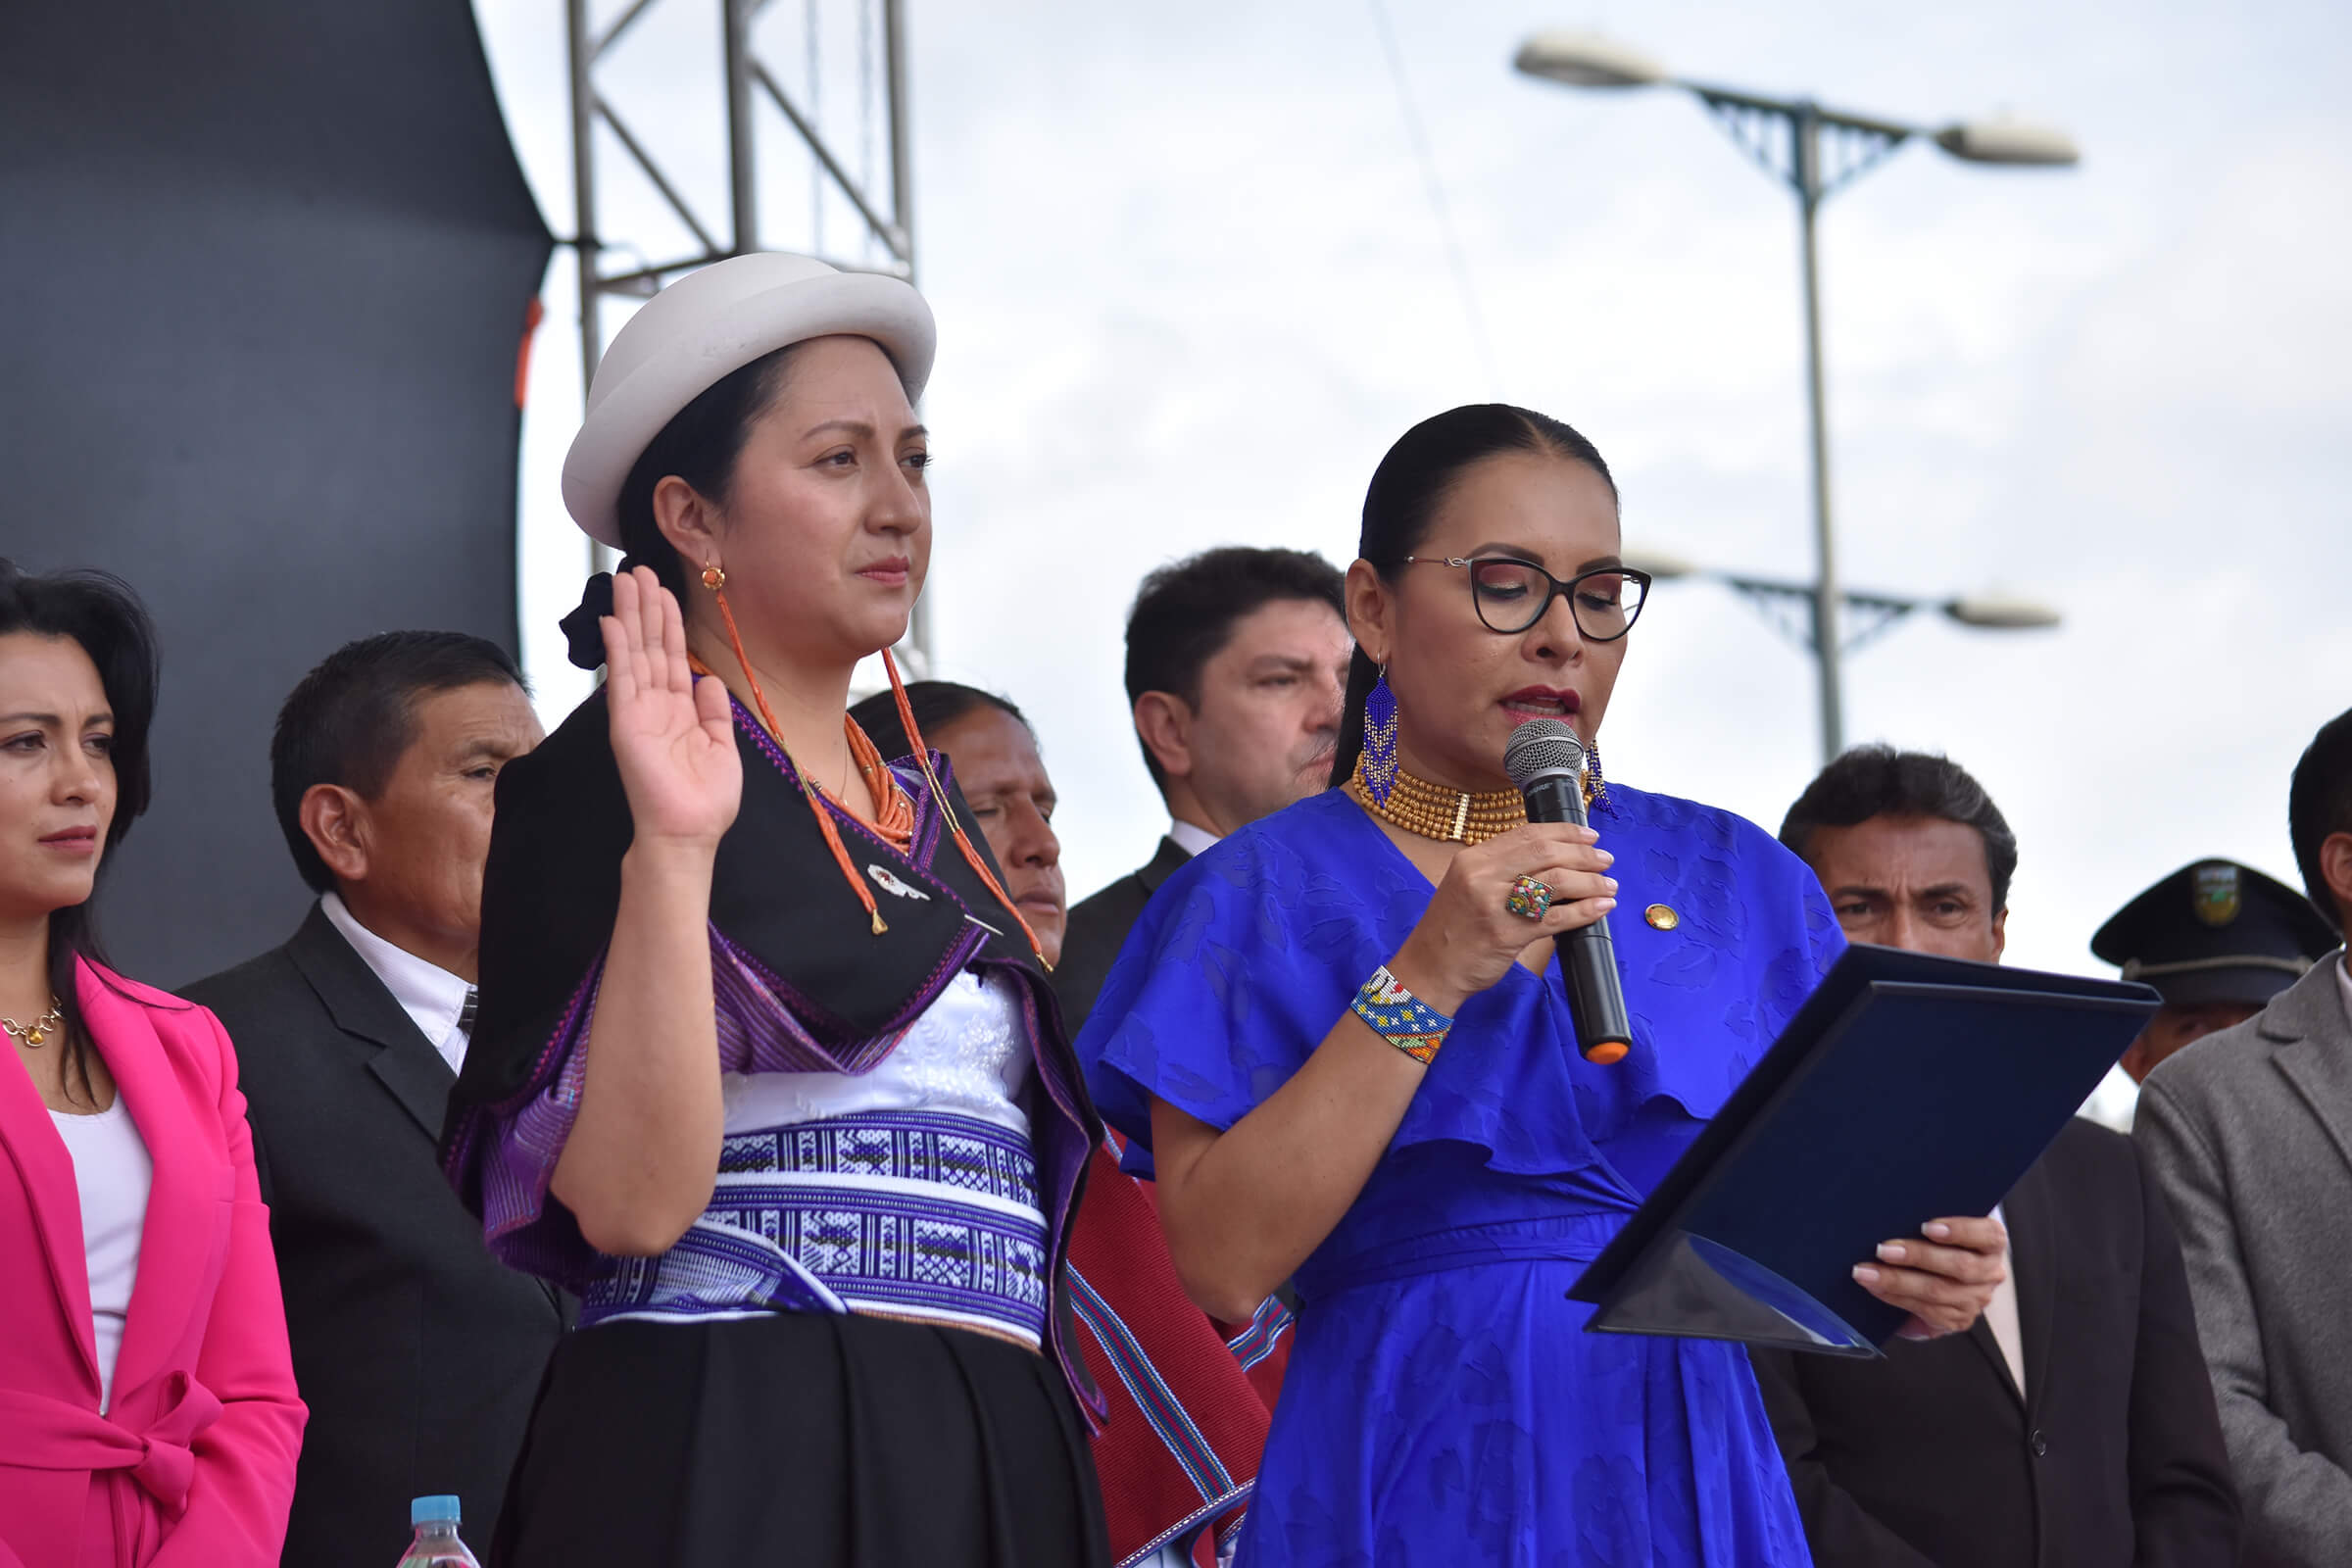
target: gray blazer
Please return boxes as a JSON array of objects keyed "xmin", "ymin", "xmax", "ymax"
[{"xmin": 2135, "ymin": 950, "xmax": 2352, "ymax": 1567}]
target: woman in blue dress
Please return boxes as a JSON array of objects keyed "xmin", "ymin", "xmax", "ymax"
[{"xmin": 1075, "ymin": 405, "xmax": 2006, "ymax": 1566}]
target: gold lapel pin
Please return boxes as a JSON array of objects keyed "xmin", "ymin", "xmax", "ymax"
[{"xmin": 1643, "ymin": 904, "xmax": 1680, "ymax": 931}]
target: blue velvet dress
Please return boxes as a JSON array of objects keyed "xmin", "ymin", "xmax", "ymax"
[{"xmin": 1076, "ymin": 783, "xmax": 1845, "ymax": 1567}]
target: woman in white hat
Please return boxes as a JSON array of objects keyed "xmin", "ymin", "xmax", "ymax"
[{"xmin": 442, "ymin": 254, "xmax": 1111, "ymax": 1566}]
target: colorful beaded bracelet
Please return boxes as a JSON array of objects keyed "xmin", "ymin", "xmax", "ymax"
[{"xmin": 1350, "ymin": 964, "xmax": 1454, "ymax": 1064}]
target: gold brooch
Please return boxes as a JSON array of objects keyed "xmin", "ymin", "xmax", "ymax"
[{"xmin": 1643, "ymin": 904, "xmax": 1680, "ymax": 931}]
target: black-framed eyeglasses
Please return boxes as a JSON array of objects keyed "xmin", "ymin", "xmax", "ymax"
[{"xmin": 1400, "ymin": 556, "xmax": 1651, "ymax": 641}]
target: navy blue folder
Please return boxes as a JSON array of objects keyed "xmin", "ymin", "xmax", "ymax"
[{"xmin": 1566, "ymin": 943, "xmax": 2161, "ymax": 1354}]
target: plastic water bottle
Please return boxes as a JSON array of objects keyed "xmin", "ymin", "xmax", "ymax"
[{"xmin": 395, "ymin": 1495, "xmax": 480, "ymax": 1568}]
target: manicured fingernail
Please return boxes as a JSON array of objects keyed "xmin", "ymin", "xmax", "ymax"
[
  {"xmin": 1852, "ymin": 1265, "xmax": 1880, "ymax": 1284},
  {"xmin": 1878, "ymin": 1243, "xmax": 1906, "ymax": 1263},
  {"xmin": 1595, "ymin": 899, "xmax": 1617, "ymax": 911},
  {"xmin": 1924, "ymin": 1222, "xmax": 1951, "ymax": 1240},
  {"xmin": 1596, "ymin": 850, "xmax": 1614, "ymax": 864},
  {"xmin": 1602, "ymin": 877, "xmax": 1619, "ymax": 893}
]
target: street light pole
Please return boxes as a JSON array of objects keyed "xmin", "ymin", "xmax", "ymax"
[
  {"xmin": 1513, "ymin": 33, "xmax": 2078, "ymax": 764},
  {"xmin": 1791, "ymin": 103, "xmax": 1845, "ymax": 759}
]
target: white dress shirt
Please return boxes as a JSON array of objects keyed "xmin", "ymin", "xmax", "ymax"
[
  {"xmin": 1168, "ymin": 818, "xmax": 1221, "ymax": 858},
  {"xmin": 320, "ymin": 892, "xmax": 474, "ymax": 1075},
  {"xmin": 1983, "ymin": 1201, "xmax": 2026, "ymax": 1394},
  {"xmin": 2337, "ymin": 953, "xmax": 2352, "ymax": 1034}
]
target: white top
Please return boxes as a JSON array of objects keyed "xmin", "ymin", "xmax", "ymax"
[
  {"xmin": 1983, "ymin": 1201, "xmax": 2026, "ymax": 1394},
  {"xmin": 1167, "ymin": 819, "xmax": 1221, "ymax": 859},
  {"xmin": 48, "ymin": 1097, "xmax": 153, "ymax": 1411},
  {"xmin": 321, "ymin": 892, "xmax": 474, "ymax": 1075},
  {"xmin": 719, "ymin": 968, "xmax": 1035, "ymax": 1137},
  {"xmin": 2336, "ymin": 954, "xmax": 2352, "ymax": 1033}
]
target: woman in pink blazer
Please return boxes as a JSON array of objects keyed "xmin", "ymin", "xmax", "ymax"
[{"xmin": 0, "ymin": 562, "xmax": 305, "ymax": 1568}]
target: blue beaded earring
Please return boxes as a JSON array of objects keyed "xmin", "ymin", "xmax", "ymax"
[
  {"xmin": 1361, "ymin": 665, "xmax": 1399, "ymax": 806},
  {"xmin": 1584, "ymin": 742, "xmax": 1609, "ymax": 811}
]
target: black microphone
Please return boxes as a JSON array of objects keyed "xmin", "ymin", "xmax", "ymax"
[{"xmin": 1503, "ymin": 718, "xmax": 1634, "ymax": 1065}]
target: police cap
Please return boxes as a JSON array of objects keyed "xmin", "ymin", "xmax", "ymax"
[{"xmin": 2090, "ymin": 859, "xmax": 2338, "ymax": 1007}]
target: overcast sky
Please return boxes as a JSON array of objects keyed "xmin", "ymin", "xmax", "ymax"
[{"xmin": 474, "ymin": 0, "xmax": 2351, "ymax": 1124}]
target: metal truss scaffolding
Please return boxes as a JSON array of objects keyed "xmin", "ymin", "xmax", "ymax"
[{"xmin": 564, "ymin": 0, "xmax": 927, "ymax": 656}]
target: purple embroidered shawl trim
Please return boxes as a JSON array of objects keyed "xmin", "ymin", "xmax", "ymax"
[{"xmin": 468, "ymin": 918, "xmax": 1004, "ymax": 1278}]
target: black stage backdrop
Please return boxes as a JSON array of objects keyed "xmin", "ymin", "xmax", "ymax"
[{"xmin": 0, "ymin": 3, "xmax": 551, "ymax": 985}]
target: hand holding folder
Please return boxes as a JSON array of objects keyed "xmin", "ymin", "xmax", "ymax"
[{"xmin": 1567, "ymin": 943, "xmax": 2159, "ymax": 1354}]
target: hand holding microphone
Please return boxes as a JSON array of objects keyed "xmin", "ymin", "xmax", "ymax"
[
  {"xmin": 1504, "ymin": 719, "xmax": 1636, "ymax": 1064},
  {"xmin": 1384, "ymin": 751, "xmax": 1622, "ymax": 1049},
  {"xmin": 1389, "ymin": 825, "xmax": 1618, "ymax": 1009}
]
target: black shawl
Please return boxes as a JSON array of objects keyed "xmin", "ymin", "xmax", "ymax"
[{"xmin": 442, "ymin": 683, "xmax": 1092, "ymax": 1161}]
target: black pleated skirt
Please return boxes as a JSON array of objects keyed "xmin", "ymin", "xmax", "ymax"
[{"xmin": 489, "ymin": 1312, "xmax": 1111, "ymax": 1568}]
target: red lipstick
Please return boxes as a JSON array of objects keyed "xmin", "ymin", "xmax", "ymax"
[{"xmin": 1499, "ymin": 686, "xmax": 1581, "ymax": 726}]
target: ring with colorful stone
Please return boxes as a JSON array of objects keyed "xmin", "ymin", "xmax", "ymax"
[{"xmin": 1505, "ymin": 874, "xmax": 1554, "ymax": 921}]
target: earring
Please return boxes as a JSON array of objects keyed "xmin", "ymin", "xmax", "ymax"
[
  {"xmin": 701, "ymin": 564, "xmax": 726, "ymax": 591},
  {"xmin": 1361, "ymin": 665, "xmax": 1399, "ymax": 807},
  {"xmin": 1584, "ymin": 742, "xmax": 1608, "ymax": 810}
]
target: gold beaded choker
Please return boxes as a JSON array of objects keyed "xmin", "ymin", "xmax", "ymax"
[{"xmin": 1344, "ymin": 759, "xmax": 1521, "ymax": 846}]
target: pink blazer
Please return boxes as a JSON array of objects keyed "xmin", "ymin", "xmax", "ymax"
[{"xmin": 0, "ymin": 959, "xmax": 305, "ymax": 1568}]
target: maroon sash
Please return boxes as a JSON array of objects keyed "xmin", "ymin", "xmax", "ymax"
[{"xmin": 1067, "ymin": 1138, "xmax": 1291, "ymax": 1565}]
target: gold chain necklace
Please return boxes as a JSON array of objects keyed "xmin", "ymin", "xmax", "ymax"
[
  {"xmin": 3, "ymin": 997, "xmax": 65, "ymax": 1049},
  {"xmin": 1347, "ymin": 757, "xmax": 1595, "ymax": 846}
]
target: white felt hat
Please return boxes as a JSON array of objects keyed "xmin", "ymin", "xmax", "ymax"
[{"xmin": 561, "ymin": 253, "xmax": 936, "ymax": 548}]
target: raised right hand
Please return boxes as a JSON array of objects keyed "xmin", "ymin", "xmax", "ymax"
[
  {"xmin": 603, "ymin": 565, "xmax": 742, "ymax": 852},
  {"xmin": 1390, "ymin": 822, "xmax": 1617, "ymax": 1010}
]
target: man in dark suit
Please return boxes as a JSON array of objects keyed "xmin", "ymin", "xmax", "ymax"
[
  {"xmin": 1056, "ymin": 547, "xmax": 1350, "ymax": 1033},
  {"xmin": 184, "ymin": 632, "xmax": 566, "ymax": 1565},
  {"xmin": 1751, "ymin": 746, "xmax": 2237, "ymax": 1568}
]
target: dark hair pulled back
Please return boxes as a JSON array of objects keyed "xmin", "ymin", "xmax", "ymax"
[
  {"xmin": 561, "ymin": 344, "xmax": 803, "ymax": 668},
  {"xmin": 0, "ymin": 560, "xmax": 163, "ymax": 1103},
  {"xmin": 1329, "ymin": 404, "xmax": 1619, "ymax": 786}
]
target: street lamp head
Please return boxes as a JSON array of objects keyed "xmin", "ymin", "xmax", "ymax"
[
  {"xmin": 1943, "ymin": 595, "xmax": 2063, "ymax": 630},
  {"xmin": 1934, "ymin": 120, "xmax": 2080, "ymax": 168},
  {"xmin": 1513, "ymin": 31, "xmax": 1669, "ymax": 90}
]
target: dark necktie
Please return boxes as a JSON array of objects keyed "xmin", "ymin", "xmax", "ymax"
[{"xmin": 459, "ymin": 987, "xmax": 478, "ymax": 1038}]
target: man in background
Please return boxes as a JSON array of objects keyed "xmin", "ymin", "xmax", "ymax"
[
  {"xmin": 2136, "ymin": 706, "xmax": 2352, "ymax": 1565},
  {"xmin": 1055, "ymin": 546, "xmax": 1350, "ymax": 1034},
  {"xmin": 184, "ymin": 633, "xmax": 567, "ymax": 1565},
  {"xmin": 1752, "ymin": 746, "xmax": 2236, "ymax": 1568},
  {"xmin": 2090, "ymin": 858, "xmax": 2336, "ymax": 1083}
]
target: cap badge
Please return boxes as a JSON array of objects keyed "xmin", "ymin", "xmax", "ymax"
[{"xmin": 2192, "ymin": 863, "xmax": 2241, "ymax": 927}]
